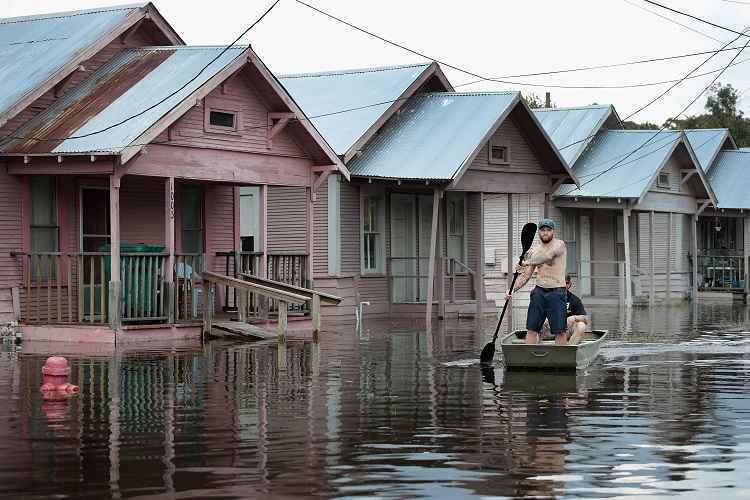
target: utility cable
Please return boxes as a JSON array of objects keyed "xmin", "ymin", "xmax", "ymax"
[{"xmin": 643, "ymin": 0, "xmax": 750, "ymax": 38}]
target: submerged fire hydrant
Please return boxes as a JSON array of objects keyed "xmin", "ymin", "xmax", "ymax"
[{"xmin": 40, "ymin": 356, "xmax": 79, "ymax": 396}]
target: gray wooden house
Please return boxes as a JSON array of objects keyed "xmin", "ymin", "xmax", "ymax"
[
  {"xmin": 685, "ymin": 129, "xmax": 749, "ymax": 299},
  {"xmin": 535, "ymin": 106, "xmax": 717, "ymax": 304},
  {"xmin": 281, "ymin": 64, "xmax": 577, "ymax": 325}
]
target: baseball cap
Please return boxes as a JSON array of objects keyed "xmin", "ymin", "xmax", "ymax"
[{"xmin": 539, "ymin": 218, "xmax": 555, "ymax": 230}]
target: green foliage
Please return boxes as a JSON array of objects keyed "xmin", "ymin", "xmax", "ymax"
[
  {"xmin": 669, "ymin": 83, "xmax": 750, "ymax": 147},
  {"xmin": 523, "ymin": 92, "xmax": 554, "ymax": 109},
  {"xmin": 622, "ymin": 120, "xmax": 660, "ymax": 130}
]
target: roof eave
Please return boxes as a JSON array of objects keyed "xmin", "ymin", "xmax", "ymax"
[
  {"xmin": 523, "ymin": 99, "xmax": 580, "ymax": 186},
  {"xmin": 342, "ymin": 61, "xmax": 452, "ymax": 164},
  {"xmin": 0, "ymin": 3, "xmax": 182, "ymax": 130},
  {"xmin": 248, "ymin": 48, "xmax": 349, "ymax": 179}
]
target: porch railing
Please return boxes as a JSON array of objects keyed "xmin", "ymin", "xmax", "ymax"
[
  {"xmin": 214, "ymin": 251, "xmax": 310, "ymax": 317},
  {"xmin": 174, "ymin": 253, "xmax": 204, "ymax": 322},
  {"xmin": 13, "ymin": 251, "xmax": 172, "ymax": 325},
  {"xmin": 697, "ymin": 254, "xmax": 746, "ymax": 290},
  {"xmin": 388, "ymin": 256, "xmax": 477, "ymax": 304}
]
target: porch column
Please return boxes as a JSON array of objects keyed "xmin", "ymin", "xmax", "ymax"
[
  {"xmin": 165, "ymin": 177, "xmax": 176, "ymax": 323},
  {"xmin": 623, "ymin": 207, "xmax": 632, "ymax": 308},
  {"xmin": 649, "ymin": 211, "xmax": 655, "ymax": 307},
  {"xmin": 437, "ymin": 196, "xmax": 445, "ymax": 320},
  {"xmin": 425, "ymin": 189, "xmax": 442, "ymax": 331},
  {"xmin": 476, "ymin": 193, "xmax": 485, "ymax": 318},
  {"xmin": 691, "ymin": 214, "xmax": 699, "ymax": 301},
  {"xmin": 108, "ymin": 175, "xmax": 122, "ymax": 330},
  {"xmin": 667, "ymin": 212, "xmax": 672, "ymax": 302},
  {"xmin": 258, "ymin": 184, "xmax": 269, "ymax": 318}
]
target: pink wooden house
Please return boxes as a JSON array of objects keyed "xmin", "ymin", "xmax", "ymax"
[{"xmin": 0, "ymin": 5, "xmax": 346, "ymax": 343}]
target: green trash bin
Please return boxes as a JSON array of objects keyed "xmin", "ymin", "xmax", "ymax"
[{"xmin": 100, "ymin": 242, "xmax": 167, "ymax": 321}]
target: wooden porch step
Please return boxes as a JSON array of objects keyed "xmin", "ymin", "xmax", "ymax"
[{"xmin": 210, "ymin": 320, "xmax": 278, "ymax": 341}]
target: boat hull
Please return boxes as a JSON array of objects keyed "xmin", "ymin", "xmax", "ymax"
[{"xmin": 500, "ymin": 330, "xmax": 607, "ymax": 370}]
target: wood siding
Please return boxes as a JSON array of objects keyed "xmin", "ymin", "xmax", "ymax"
[
  {"xmin": 313, "ymin": 178, "xmax": 328, "ymax": 277},
  {"xmin": 267, "ymin": 186, "xmax": 308, "ymax": 254},
  {"xmin": 156, "ymin": 71, "xmax": 307, "ymax": 159},
  {"xmin": 0, "ymin": 166, "xmax": 23, "ymax": 321},
  {"xmin": 340, "ymin": 181, "xmax": 361, "ymax": 275}
]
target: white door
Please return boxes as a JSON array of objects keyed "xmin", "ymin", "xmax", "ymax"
[
  {"xmin": 390, "ymin": 194, "xmax": 417, "ymax": 302},
  {"xmin": 580, "ymin": 215, "xmax": 591, "ymax": 295}
]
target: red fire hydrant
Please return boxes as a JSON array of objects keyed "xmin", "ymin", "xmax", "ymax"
[{"xmin": 40, "ymin": 356, "xmax": 79, "ymax": 395}]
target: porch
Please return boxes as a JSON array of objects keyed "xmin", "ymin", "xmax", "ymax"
[
  {"xmin": 695, "ymin": 213, "xmax": 749, "ymax": 295},
  {"xmin": 10, "ymin": 172, "xmax": 316, "ymax": 342}
]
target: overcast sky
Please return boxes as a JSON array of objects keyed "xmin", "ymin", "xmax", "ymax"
[{"xmin": 6, "ymin": 0, "xmax": 750, "ymax": 124}]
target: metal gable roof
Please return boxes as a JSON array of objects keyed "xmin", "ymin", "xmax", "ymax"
[
  {"xmin": 684, "ymin": 129, "xmax": 733, "ymax": 172},
  {"xmin": 1, "ymin": 46, "xmax": 247, "ymax": 154},
  {"xmin": 555, "ymin": 130, "xmax": 685, "ymax": 199},
  {"xmin": 708, "ymin": 150, "xmax": 750, "ymax": 209},
  {"xmin": 279, "ymin": 63, "xmax": 432, "ymax": 156},
  {"xmin": 532, "ymin": 105, "xmax": 615, "ymax": 166},
  {"xmin": 0, "ymin": 3, "xmax": 147, "ymax": 123},
  {"xmin": 348, "ymin": 92, "xmax": 519, "ymax": 180}
]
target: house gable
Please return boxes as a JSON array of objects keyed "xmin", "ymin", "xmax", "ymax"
[{"xmin": 0, "ymin": 3, "xmax": 182, "ymax": 132}]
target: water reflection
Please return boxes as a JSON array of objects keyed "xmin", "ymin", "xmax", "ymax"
[{"xmin": 0, "ymin": 302, "xmax": 749, "ymax": 498}]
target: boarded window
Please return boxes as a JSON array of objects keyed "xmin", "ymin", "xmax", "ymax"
[
  {"xmin": 180, "ymin": 185, "xmax": 204, "ymax": 254},
  {"xmin": 362, "ymin": 193, "xmax": 384, "ymax": 273},
  {"xmin": 447, "ymin": 193, "xmax": 466, "ymax": 261},
  {"xmin": 30, "ymin": 176, "xmax": 59, "ymax": 254},
  {"xmin": 209, "ymin": 110, "xmax": 235, "ymax": 128}
]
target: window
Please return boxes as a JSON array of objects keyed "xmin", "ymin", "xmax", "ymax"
[
  {"xmin": 488, "ymin": 138, "xmax": 511, "ymax": 165},
  {"xmin": 180, "ymin": 185, "xmax": 204, "ymax": 254},
  {"xmin": 447, "ymin": 193, "xmax": 466, "ymax": 261},
  {"xmin": 361, "ymin": 193, "xmax": 385, "ymax": 273},
  {"xmin": 30, "ymin": 177, "xmax": 59, "ymax": 279},
  {"xmin": 657, "ymin": 172, "xmax": 670, "ymax": 189},
  {"xmin": 209, "ymin": 110, "xmax": 235, "ymax": 129}
]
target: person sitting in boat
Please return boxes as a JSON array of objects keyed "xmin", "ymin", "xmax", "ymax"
[
  {"xmin": 563, "ymin": 274, "xmax": 588, "ymax": 344},
  {"xmin": 505, "ymin": 218, "xmax": 567, "ymax": 345}
]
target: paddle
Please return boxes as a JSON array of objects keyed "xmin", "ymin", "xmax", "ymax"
[{"xmin": 479, "ymin": 222, "xmax": 537, "ymax": 365}]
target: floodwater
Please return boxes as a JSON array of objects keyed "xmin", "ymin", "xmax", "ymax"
[{"xmin": 1, "ymin": 302, "xmax": 750, "ymax": 499}]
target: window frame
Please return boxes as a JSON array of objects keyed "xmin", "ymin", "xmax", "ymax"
[
  {"xmin": 657, "ymin": 172, "xmax": 671, "ymax": 189},
  {"xmin": 488, "ymin": 138, "xmax": 511, "ymax": 165},
  {"xmin": 360, "ymin": 189, "xmax": 386, "ymax": 275},
  {"xmin": 203, "ymin": 98, "xmax": 241, "ymax": 135},
  {"xmin": 30, "ymin": 176, "xmax": 61, "ymax": 281}
]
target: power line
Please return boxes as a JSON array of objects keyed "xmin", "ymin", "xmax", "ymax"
[
  {"xmin": 560, "ymin": 33, "xmax": 750, "ymax": 196},
  {"xmin": 0, "ymin": 0, "xmax": 281, "ymax": 144},
  {"xmin": 623, "ymin": 0, "xmax": 724, "ymax": 43},
  {"xmin": 643, "ymin": 0, "xmax": 750, "ymax": 38}
]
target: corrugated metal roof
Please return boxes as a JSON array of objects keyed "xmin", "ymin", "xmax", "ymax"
[
  {"xmin": 0, "ymin": 3, "xmax": 146, "ymax": 120},
  {"xmin": 348, "ymin": 92, "xmax": 519, "ymax": 180},
  {"xmin": 2, "ymin": 46, "xmax": 247, "ymax": 154},
  {"xmin": 533, "ymin": 105, "xmax": 615, "ymax": 166},
  {"xmin": 684, "ymin": 129, "xmax": 732, "ymax": 172},
  {"xmin": 279, "ymin": 63, "xmax": 431, "ymax": 156},
  {"xmin": 708, "ymin": 150, "xmax": 750, "ymax": 209},
  {"xmin": 555, "ymin": 130, "xmax": 684, "ymax": 198}
]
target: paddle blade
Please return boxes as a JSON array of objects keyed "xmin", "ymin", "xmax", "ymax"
[
  {"xmin": 479, "ymin": 341, "xmax": 495, "ymax": 365},
  {"xmin": 521, "ymin": 223, "xmax": 537, "ymax": 254}
]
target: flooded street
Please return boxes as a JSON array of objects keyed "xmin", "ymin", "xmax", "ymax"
[{"xmin": 1, "ymin": 302, "xmax": 750, "ymax": 499}]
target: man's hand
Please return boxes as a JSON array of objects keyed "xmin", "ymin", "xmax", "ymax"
[{"xmin": 505, "ymin": 290, "xmax": 513, "ymax": 300}]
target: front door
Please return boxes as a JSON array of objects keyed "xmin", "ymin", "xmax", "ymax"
[{"xmin": 390, "ymin": 194, "xmax": 433, "ymax": 303}]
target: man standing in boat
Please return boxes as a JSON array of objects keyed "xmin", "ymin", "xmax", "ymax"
[{"xmin": 506, "ymin": 218, "xmax": 567, "ymax": 345}]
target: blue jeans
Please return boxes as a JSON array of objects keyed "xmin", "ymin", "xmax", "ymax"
[{"xmin": 526, "ymin": 286, "xmax": 566, "ymax": 334}]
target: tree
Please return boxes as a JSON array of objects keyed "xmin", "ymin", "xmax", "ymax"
[
  {"xmin": 669, "ymin": 83, "xmax": 750, "ymax": 147},
  {"xmin": 523, "ymin": 92, "xmax": 554, "ymax": 109},
  {"xmin": 622, "ymin": 120, "xmax": 660, "ymax": 130}
]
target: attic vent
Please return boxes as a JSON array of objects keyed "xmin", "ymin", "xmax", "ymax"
[
  {"xmin": 657, "ymin": 172, "xmax": 670, "ymax": 189},
  {"xmin": 488, "ymin": 138, "xmax": 511, "ymax": 165},
  {"xmin": 209, "ymin": 110, "xmax": 236, "ymax": 128}
]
